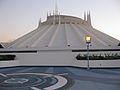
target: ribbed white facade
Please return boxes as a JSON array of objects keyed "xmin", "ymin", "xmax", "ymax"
[{"xmin": 6, "ymin": 15, "xmax": 119, "ymax": 49}]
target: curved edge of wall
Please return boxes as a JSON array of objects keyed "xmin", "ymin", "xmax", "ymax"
[{"xmin": 0, "ymin": 60, "xmax": 19, "ymax": 67}]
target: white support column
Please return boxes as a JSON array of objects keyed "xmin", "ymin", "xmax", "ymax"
[
  {"xmin": 59, "ymin": 13, "xmax": 60, "ymax": 24},
  {"xmin": 38, "ymin": 18, "xmax": 41, "ymax": 27},
  {"xmin": 53, "ymin": 11, "xmax": 55, "ymax": 25}
]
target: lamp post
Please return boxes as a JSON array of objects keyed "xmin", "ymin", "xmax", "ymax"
[{"xmin": 85, "ymin": 36, "xmax": 91, "ymax": 69}]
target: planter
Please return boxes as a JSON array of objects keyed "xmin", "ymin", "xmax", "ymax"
[{"xmin": 0, "ymin": 55, "xmax": 16, "ymax": 61}]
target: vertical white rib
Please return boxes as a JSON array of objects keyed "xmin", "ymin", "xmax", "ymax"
[
  {"xmin": 64, "ymin": 23, "xmax": 70, "ymax": 46},
  {"xmin": 48, "ymin": 24, "xmax": 60, "ymax": 47},
  {"xmin": 31, "ymin": 25, "xmax": 55, "ymax": 47}
]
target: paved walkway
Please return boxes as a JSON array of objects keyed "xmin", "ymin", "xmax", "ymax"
[{"xmin": 0, "ymin": 66, "xmax": 120, "ymax": 90}]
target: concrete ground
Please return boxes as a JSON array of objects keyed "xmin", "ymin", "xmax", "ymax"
[{"xmin": 0, "ymin": 66, "xmax": 120, "ymax": 90}]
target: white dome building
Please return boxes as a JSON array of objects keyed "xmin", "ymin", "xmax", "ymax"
[
  {"xmin": 0, "ymin": 12, "xmax": 120, "ymax": 68},
  {"xmin": 5, "ymin": 13, "xmax": 119, "ymax": 49}
]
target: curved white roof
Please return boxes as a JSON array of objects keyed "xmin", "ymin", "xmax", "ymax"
[{"xmin": 6, "ymin": 14, "xmax": 119, "ymax": 49}]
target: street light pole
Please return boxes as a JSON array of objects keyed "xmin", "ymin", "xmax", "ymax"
[
  {"xmin": 85, "ymin": 36, "xmax": 91, "ymax": 69},
  {"xmin": 87, "ymin": 43, "xmax": 90, "ymax": 69}
]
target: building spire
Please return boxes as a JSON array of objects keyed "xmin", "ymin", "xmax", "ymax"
[
  {"xmin": 53, "ymin": 11, "xmax": 55, "ymax": 24},
  {"xmin": 84, "ymin": 11, "xmax": 86, "ymax": 21},
  {"xmin": 47, "ymin": 12, "xmax": 48, "ymax": 17},
  {"xmin": 87, "ymin": 11, "xmax": 92, "ymax": 26},
  {"xmin": 38, "ymin": 18, "xmax": 41, "ymax": 27},
  {"xmin": 49, "ymin": 12, "xmax": 51, "ymax": 16},
  {"xmin": 55, "ymin": 0, "xmax": 58, "ymax": 15}
]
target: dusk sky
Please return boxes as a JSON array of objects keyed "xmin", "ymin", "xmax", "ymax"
[{"xmin": 0, "ymin": 0, "xmax": 120, "ymax": 42}]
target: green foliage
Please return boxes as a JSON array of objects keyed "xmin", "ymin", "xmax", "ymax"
[
  {"xmin": 76, "ymin": 53, "xmax": 120, "ymax": 60},
  {"xmin": 0, "ymin": 55, "xmax": 16, "ymax": 61}
]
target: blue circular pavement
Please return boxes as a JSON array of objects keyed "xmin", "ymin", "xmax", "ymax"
[{"xmin": 0, "ymin": 66, "xmax": 120, "ymax": 90}]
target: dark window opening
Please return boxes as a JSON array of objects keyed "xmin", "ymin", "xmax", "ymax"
[
  {"xmin": 0, "ymin": 44, "xmax": 4, "ymax": 48},
  {"xmin": 0, "ymin": 51, "xmax": 37, "ymax": 53},
  {"xmin": 61, "ymin": 22, "xmax": 65, "ymax": 24},
  {"xmin": 118, "ymin": 43, "xmax": 120, "ymax": 46},
  {"xmin": 66, "ymin": 22, "xmax": 70, "ymax": 24}
]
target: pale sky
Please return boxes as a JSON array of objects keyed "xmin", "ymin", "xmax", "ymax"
[{"xmin": 0, "ymin": 0, "xmax": 120, "ymax": 42}]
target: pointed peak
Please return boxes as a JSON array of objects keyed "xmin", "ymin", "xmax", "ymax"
[
  {"xmin": 38, "ymin": 18, "xmax": 41, "ymax": 27},
  {"xmin": 87, "ymin": 10, "xmax": 91, "ymax": 17},
  {"xmin": 87, "ymin": 11, "xmax": 89, "ymax": 17},
  {"xmin": 86, "ymin": 10, "xmax": 92, "ymax": 26},
  {"xmin": 84, "ymin": 11, "xmax": 86, "ymax": 21},
  {"xmin": 47, "ymin": 12, "xmax": 48, "ymax": 17},
  {"xmin": 49, "ymin": 12, "xmax": 51, "ymax": 16},
  {"xmin": 53, "ymin": 10, "xmax": 55, "ymax": 15},
  {"xmin": 39, "ymin": 18, "xmax": 41, "ymax": 22},
  {"xmin": 89, "ymin": 10, "xmax": 90, "ymax": 14}
]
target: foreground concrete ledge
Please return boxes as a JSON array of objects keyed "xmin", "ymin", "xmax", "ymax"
[
  {"xmin": 0, "ymin": 59, "xmax": 120, "ymax": 68},
  {"xmin": 0, "ymin": 60, "xmax": 19, "ymax": 67}
]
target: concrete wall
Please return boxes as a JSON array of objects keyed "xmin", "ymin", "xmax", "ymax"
[
  {"xmin": 17, "ymin": 51, "xmax": 73, "ymax": 66},
  {"xmin": 0, "ymin": 51, "xmax": 120, "ymax": 68},
  {"xmin": 73, "ymin": 59, "xmax": 120, "ymax": 68}
]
